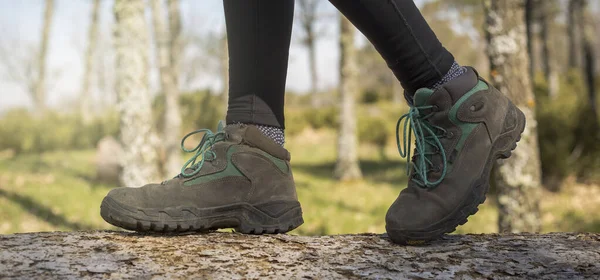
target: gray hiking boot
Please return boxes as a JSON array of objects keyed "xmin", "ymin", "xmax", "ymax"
[
  {"xmin": 386, "ymin": 67, "xmax": 526, "ymax": 244},
  {"xmin": 100, "ymin": 123, "xmax": 303, "ymax": 234}
]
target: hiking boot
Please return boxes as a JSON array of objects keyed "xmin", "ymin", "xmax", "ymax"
[
  {"xmin": 100, "ymin": 123, "xmax": 304, "ymax": 234},
  {"xmin": 386, "ymin": 67, "xmax": 526, "ymax": 244}
]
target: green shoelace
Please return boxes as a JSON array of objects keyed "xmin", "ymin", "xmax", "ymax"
[
  {"xmin": 396, "ymin": 105, "xmax": 448, "ymax": 188},
  {"xmin": 179, "ymin": 122, "xmax": 227, "ymax": 178}
]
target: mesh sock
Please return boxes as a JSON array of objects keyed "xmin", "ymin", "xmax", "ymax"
[
  {"xmin": 233, "ymin": 123, "xmax": 285, "ymax": 146},
  {"xmin": 255, "ymin": 124, "xmax": 285, "ymax": 146},
  {"xmin": 430, "ymin": 61, "xmax": 467, "ymax": 90}
]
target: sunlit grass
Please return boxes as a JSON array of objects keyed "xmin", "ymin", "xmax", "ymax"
[{"xmin": 0, "ymin": 129, "xmax": 599, "ymax": 235}]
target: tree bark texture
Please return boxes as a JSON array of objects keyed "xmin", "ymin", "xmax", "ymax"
[
  {"xmin": 114, "ymin": 0, "xmax": 160, "ymax": 188},
  {"xmin": 483, "ymin": 0, "xmax": 542, "ymax": 233},
  {"xmin": 151, "ymin": 0, "xmax": 182, "ymax": 177},
  {"xmin": 34, "ymin": 0, "xmax": 54, "ymax": 114},
  {"xmin": 1, "ymin": 231, "xmax": 599, "ymax": 279},
  {"xmin": 80, "ymin": 0, "xmax": 101, "ymax": 123},
  {"xmin": 334, "ymin": 17, "xmax": 362, "ymax": 181}
]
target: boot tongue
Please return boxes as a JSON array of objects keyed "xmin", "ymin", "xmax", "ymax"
[
  {"xmin": 413, "ymin": 87, "xmax": 435, "ymax": 107},
  {"xmin": 409, "ymin": 87, "xmax": 444, "ymax": 186}
]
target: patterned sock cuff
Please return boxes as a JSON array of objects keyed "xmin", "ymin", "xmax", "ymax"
[
  {"xmin": 233, "ymin": 123, "xmax": 285, "ymax": 146},
  {"xmin": 431, "ymin": 61, "xmax": 467, "ymax": 90}
]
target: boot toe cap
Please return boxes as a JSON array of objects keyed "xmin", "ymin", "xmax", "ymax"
[{"xmin": 385, "ymin": 187, "xmax": 449, "ymax": 233}]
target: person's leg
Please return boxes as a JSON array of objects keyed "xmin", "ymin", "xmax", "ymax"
[
  {"xmin": 101, "ymin": 0, "xmax": 303, "ymax": 234},
  {"xmin": 329, "ymin": 0, "xmax": 465, "ymax": 95},
  {"xmin": 330, "ymin": 0, "xmax": 526, "ymax": 244},
  {"xmin": 225, "ymin": 0, "xmax": 293, "ymax": 145}
]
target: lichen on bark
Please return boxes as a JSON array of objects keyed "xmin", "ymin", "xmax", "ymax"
[
  {"xmin": 1, "ymin": 231, "xmax": 599, "ymax": 279},
  {"xmin": 484, "ymin": 0, "xmax": 542, "ymax": 233}
]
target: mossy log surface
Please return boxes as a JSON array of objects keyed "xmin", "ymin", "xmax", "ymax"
[{"xmin": 1, "ymin": 231, "xmax": 599, "ymax": 279}]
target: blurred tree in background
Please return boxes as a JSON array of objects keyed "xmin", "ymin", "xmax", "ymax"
[
  {"xmin": 113, "ymin": 0, "xmax": 160, "ymax": 188},
  {"xmin": 151, "ymin": 0, "xmax": 182, "ymax": 177},
  {"xmin": 80, "ymin": 0, "xmax": 101, "ymax": 124},
  {"xmin": 484, "ymin": 0, "xmax": 542, "ymax": 233},
  {"xmin": 334, "ymin": 16, "xmax": 362, "ymax": 181}
]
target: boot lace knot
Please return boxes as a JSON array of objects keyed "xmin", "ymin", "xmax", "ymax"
[{"xmin": 179, "ymin": 122, "xmax": 227, "ymax": 178}]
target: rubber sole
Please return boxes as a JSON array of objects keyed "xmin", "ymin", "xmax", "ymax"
[
  {"xmin": 100, "ymin": 197, "xmax": 304, "ymax": 234},
  {"xmin": 387, "ymin": 102, "xmax": 527, "ymax": 245}
]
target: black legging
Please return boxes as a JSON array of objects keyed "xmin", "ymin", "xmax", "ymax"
[{"xmin": 224, "ymin": 0, "xmax": 455, "ymax": 128}]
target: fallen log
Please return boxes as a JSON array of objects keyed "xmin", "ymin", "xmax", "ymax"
[{"xmin": 0, "ymin": 231, "xmax": 599, "ymax": 279}]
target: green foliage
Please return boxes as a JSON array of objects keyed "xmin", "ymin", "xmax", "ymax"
[
  {"xmin": 534, "ymin": 71, "xmax": 600, "ymax": 185},
  {"xmin": 284, "ymin": 108, "xmax": 310, "ymax": 136},
  {"xmin": 153, "ymin": 89, "xmax": 225, "ymax": 133},
  {"xmin": 303, "ymin": 106, "xmax": 339, "ymax": 129},
  {"xmin": 0, "ymin": 109, "xmax": 119, "ymax": 154}
]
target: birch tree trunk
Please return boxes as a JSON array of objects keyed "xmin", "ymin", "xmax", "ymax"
[
  {"xmin": 151, "ymin": 0, "xmax": 182, "ymax": 177},
  {"xmin": 334, "ymin": 17, "xmax": 362, "ymax": 181},
  {"xmin": 80, "ymin": 0, "xmax": 101, "ymax": 123},
  {"xmin": 114, "ymin": 0, "xmax": 160, "ymax": 188},
  {"xmin": 34, "ymin": 0, "xmax": 54, "ymax": 114},
  {"xmin": 483, "ymin": 0, "xmax": 542, "ymax": 233},
  {"xmin": 308, "ymin": 37, "xmax": 318, "ymax": 106},
  {"xmin": 297, "ymin": 0, "xmax": 320, "ymax": 107},
  {"xmin": 2, "ymin": 231, "xmax": 600, "ymax": 279},
  {"xmin": 167, "ymin": 0, "xmax": 182, "ymax": 82}
]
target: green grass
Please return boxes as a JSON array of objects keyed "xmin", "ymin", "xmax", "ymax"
[
  {"xmin": 0, "ymin": 129, "xmax": 599, "ymax": 235},
  {"xmin": 0, "ymin": 150, "xmax": 115, "ymax": 233}
]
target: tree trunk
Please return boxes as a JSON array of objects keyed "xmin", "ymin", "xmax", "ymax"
[
  {"xmin": 2, "ymin": 231, "xmax": 600, "ymax": 279},
  {"xmin": 297, "ymin": 0, "xmax": 320, "ymax": 107},
  {"xmin": 525, "ymin": 0, "xmax": 535, "ymax": 81},
  {"xmin": 567, "ymin": 0, "xmax": 581, "ymax": 69},
  {"xmin": 114, "ymin": 0, "xmax": 160, "ymax": 188},
  {"xmin": 80, "ymin": 0, "xmax": 101, "ymax": 123},
  {"xmin": 539, "ymin": 0, "xmax": 558, "ymax": 99},
  {"xmin": 483, "ymin": 0, "xmax": 542, "ymax": 233},
  {"xmin": 308, "ymin": 36, "xmax": 319, "ymax": 107},
  {"xmin": 334, "ymin": 17, "xmax": 362, "ymax": 181},
  {"xmin": 167, "ymin": 0, "xmax": 182, "ymax": 84},
  {"xmin": 34, "ymin": 0, "xmax": 54, "ymax": 114},
  {"xmin": 221, "ymin": 34, "xmax": 229, "ymax": 106},
  {"xmin": 151, "ymin": 0, "xmax": 182, "ymax": 177},
  {"xmin": 581, "ymin": 0, "xmax": 598, "ymax": 123}
]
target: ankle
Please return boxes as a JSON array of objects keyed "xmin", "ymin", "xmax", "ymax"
[
  {"xmin": 430, "ymin": 62, "xmax": 467, "ymax": 90},
  {"xmin": 232, "ymin": 123, "xmax": 285, "ymax": 146},
  {"xmin": 254, "ymin": 124, "xmax": 285, "ymax": 146}
]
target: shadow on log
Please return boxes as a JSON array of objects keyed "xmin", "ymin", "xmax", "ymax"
[{"xmin": 0, "ymin": 231, "xmax": 599, "ymax": 279}]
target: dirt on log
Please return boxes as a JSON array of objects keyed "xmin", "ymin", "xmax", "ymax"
[{"xmin": 0, "ymin": 231, "xmax": 599, "ymax": 279}]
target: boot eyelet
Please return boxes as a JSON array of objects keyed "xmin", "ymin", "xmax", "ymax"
[
  {"xmin": 433, "ymin": 105, "xmax": 440, "ymax": 111},
  {"xmin": 470, "ymin": 102, "xmax": 484, "ymax": 112},
  {"xmin": 446, "ymin": 131, "xmax": 454, "ymax": 138}
]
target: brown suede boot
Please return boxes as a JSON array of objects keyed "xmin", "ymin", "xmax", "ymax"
[
  {"xmin": 386, "ymin": 67, "xmax": 525, "ymax": 244},
  {"xmin": 100, "ymin": 123, "xmax": 303, "ymax": 234}
]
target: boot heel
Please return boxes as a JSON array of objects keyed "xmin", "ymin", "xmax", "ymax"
[
  {"xmin": 236, "ymin": 201, "xmax": 304, "ymax": 234},
  {"xmin": 495, "ymin": 104, "xmax": 526, "ymax": 159}
]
